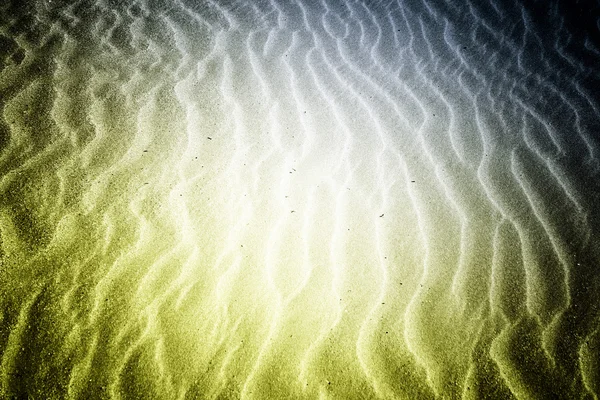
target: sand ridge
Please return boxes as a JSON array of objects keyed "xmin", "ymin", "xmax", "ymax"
[{"xmin": 0, "ymin": 0, "xmax": 599, "ymax": 398}]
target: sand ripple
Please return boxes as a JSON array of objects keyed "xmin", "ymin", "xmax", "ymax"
[{"xmin": 1, "ymin": 0, "xmax": 599, "ymax": 398}]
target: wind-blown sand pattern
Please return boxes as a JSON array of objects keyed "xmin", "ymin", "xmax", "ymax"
[{"xmin": 1, "ymin": 0, "xmax": 599, "ymax": 398}]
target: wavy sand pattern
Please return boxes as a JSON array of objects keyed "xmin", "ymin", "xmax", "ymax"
[{"xmin": 1, "ymin": 0, "xmax": 599, "ymax": 398}]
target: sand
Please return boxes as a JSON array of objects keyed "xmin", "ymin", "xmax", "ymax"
[{"xmin": 1, "ymin": 0, "xmax": 599, "ymax": 398}]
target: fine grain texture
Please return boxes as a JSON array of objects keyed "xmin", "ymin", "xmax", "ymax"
[{"xmin": 1, "ymin": 0, "xmax": 599, "ymax": 398}]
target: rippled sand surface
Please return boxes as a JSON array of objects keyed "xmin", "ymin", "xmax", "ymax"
[{"xmin": 1, "ymin": 0, "xmax": 600, "ymax": 398}]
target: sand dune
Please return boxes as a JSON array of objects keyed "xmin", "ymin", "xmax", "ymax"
[{"xmin": 1, "ymin": 0, "xmax": 599, "ymax": 398}]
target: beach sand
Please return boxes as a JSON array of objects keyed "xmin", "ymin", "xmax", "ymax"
[{"xmin": 1, "ymin": 0, "xmax": 599, "ymax": 398}]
